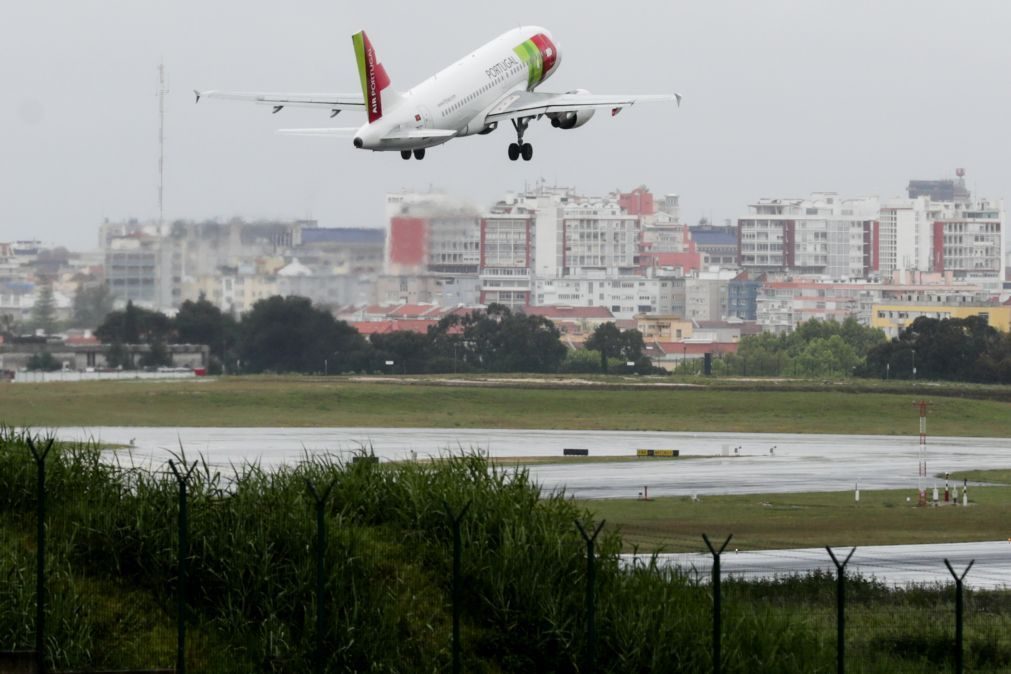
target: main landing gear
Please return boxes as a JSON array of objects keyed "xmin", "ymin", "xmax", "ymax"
[
  {"xmin": 508, "ymin": 117, "xmax": 534, "ymax": 161},
  {"xmin": 401, "ymin": 149, "xmax": 426, "ymax": 160}
]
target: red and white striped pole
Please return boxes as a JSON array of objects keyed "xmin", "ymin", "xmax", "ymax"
[{"xmin": 915, "ymin": 400, "xmax": 928, "ymax": 506}]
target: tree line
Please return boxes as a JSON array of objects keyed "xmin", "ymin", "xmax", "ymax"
[
  {"xmin": 714, "ymin": 317, "xmax": 887, "ymax": 378},
  {"xmin": 29, "ymin": 291, "xmax": 1011, "ymax": 383},
  {"xmin": 90, "ymin": 296, "xmax": 656, "ymax": 375},
  {"xmin": 858, "ymin": 315, "xmax": 1011, "ymax": 383}
]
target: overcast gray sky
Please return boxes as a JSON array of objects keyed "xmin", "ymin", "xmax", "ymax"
[{"xmin": 2, "ymin": 1, "xmax": 1009, "ymax": 250}]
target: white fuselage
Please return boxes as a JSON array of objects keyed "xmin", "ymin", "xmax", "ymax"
[{"xmin": 354, "ymin": 26, "xmax": 559, "ymax": 151}]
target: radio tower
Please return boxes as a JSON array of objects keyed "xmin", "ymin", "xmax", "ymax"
[
  {"xmin": 915, "ymin": 400, "xmax": 928, "ymax": 506},
  {"xmin": 157, "ymin": 62, "xmax": 169, "ymax": 232}
]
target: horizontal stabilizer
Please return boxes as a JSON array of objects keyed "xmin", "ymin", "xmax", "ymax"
[
  {"xmin": 196, "ymin": 90, "xmax": 365, "ymax": 112},
  {"xmin": 276, "ymin": 127, "xmax": 359, "ymax": 137}
]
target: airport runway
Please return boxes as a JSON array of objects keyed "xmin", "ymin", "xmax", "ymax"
[
  {"xmin": 57, "ymin": 426, "xmax": 1011, "ymax": 500},
  {"xmin": 629, "ymin": 541, "xmax": 1011, "ymax": 589},
  {"xmin": 54, "ymin": 426, "xmax": 1011, "ymax": 586}
]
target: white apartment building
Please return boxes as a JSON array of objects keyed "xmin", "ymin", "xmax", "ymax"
[
  {"xmin": 878, "ymin": 182, "xmax": 1005, "ymax": 290},
  {"xmin": 560, "ymin": 201, "xmax": 640, "ymax": 277},
  {"xmin": 684, "ymin": 271, "xmax": 736, "ymax": 322},
  {"xmin": 534, "ymin": 274, "xmax": 684, "ymax": 320},
  {"xmin": 738, "ymin": 193, "xmax": 879, "ymax": 279},
  {"xmin": 756, "ymin": 275, "xmax": 991, "ymax": 334},
  {"xmin": 480, "ymin": 213, "xmax": 533, "ymax": 309}
]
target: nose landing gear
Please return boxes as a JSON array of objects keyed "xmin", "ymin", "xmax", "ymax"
[{"xmin": 508, "ymin": 117, "xmax": 534, "ymax": 161}]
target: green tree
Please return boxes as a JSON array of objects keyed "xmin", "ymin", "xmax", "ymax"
[
  {"xmin": 370, "ymin": 330, "xmax": 430, "ymax": 374},
  {"xmin": 139, "ymin": 341, "xmax": 173, "ymax": 369},
  {"xmin": 0, "ymin": 313, "xmax": 18, "ymax": 338},
  {"xmin": 585, "ymin": 323, "xmax": 650, "ymax": 373},
  {"xmin": 95, "ymin": 301, "xmax": 174, "ymax": 345},
  {"xmin": 71, "ymin": 283, "xmax": 115, "ymax": 329},
  {"xmin": 426, "ymin": 304, "xmax": 567, "ymax": 373},
  {"xmin": 585, "ymin": 322, "xmax": 623, "ymax": 373},
  {"xmin": 240, "ymin": 295, "xmax": 369, "ymax": 374},
  {"xmin": 862, "ymin": 315, "xmax": 1002, "ymax": 382},
  {"xmin": 105, "ymin": 342, "xmax": 133, "ymax": 370},
  {"xmin": 30, "ymin": 283, "xmax": 58, "ymax": 334},
  {"xmin": 26, "ymin": 351, "xmax": 61, "ymax": 371},
  {"xmin": 175, "ymin": 295, "xmax": 239, "ymax": 373},
  {"xmin": 792, "ymin": 336, "xmax": 859, "ymax": 377},
  {"xmin": 559, "ymin": 349, "xmax": 603, "ymax": 374}
]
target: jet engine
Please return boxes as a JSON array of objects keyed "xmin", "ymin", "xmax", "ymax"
[{"xmin": 549, "ymin": 90, "xmax": 595, "ymax": 129}]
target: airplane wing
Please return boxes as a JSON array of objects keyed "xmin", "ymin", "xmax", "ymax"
[
  {"xmin": 484, "ymin": 90, "xmax": 681, "ymax": 124},
  {"xmin": 194, "ymin": 90, "xmax": 365, "ymax": 115}
]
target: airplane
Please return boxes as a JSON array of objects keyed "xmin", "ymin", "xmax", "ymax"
[{"xmin": 195, "ymin": 26, "xmax": 681, "ymax": 161}]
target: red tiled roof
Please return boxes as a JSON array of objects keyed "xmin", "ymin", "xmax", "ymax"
[
  {"xmin": 387, "ymin": 304, "xmax": 443, "ymax": 319},
  {"xmin": 351, "ymin": 320, "xmax": 438, "ymax": 335},
  {"xmin": 645, "ymin": 251, "xmax": 702, "ymax": 271},
  {"xmin": 64, "ymin": 335, "xmax": 99, "ymax": 345}
]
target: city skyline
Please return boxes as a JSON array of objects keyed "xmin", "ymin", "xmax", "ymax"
[{"xmin": 4, "ymin": 1, "xmax": 1011, "ymax": 249}]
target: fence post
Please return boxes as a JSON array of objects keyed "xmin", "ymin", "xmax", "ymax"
[
  {"xmin": 306, "ymin": 479, "xmax": 336, "ymax": 674},
  {"xmin": 944, "ymin": 558, "xmax": 975, "ymax": 674},
  {"xmin": 575, "ymin": 520, "xmax": 606, "ymax": 674},
  {"xmin": 826, "ymin": 546, "xmax": 857, "ymax": 674},
  {"xmin": 27, "ymin": 437, "xmax": 53, "ymax": 674},
  {"xmin": 169, "ymin": 459, "xmax": 198, "ymax": 674},
  {"xmin": 703, "ymin": 534, "xmax": 733, "ymax": 674},
  {"xmin": 444, "ymin": 501, "xmax": 471, "ymax": 674}
]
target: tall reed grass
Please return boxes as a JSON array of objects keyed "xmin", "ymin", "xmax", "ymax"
[{"xmin": 2, "ymin": 426, "xmax": 1010, "ymax": 672}]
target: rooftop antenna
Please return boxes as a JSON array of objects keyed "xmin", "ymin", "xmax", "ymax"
[{"xmin": 158, "ymin": 61, "xmax": 169, "ymax": 232}]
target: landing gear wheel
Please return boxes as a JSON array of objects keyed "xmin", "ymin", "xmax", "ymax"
[
  {"xmin": 400, "ymin": 150, "xmax": 411, "ymax": 160},
  {"xmin": 508, "ymin": 143, "xmax": 520, "ymax": 161},
  {"xmin": 521, "ymin": 143, "xmax": 533, "ymax": 161},
  {"xmin": 413, "ymin": 148, "xmax": 426, "ymax": 160}
]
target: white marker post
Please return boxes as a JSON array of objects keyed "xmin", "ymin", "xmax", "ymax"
[{"xmin": 854, "ymin": 481, "xmax": 860, "ymax": 503}]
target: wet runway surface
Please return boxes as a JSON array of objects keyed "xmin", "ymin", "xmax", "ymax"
[
  {"xmin": 59, "ymin": 426, "xmax": 1011, "ymax": 500},
  {"xmin": 629, "ymin": 541, "xmax": 1011, "ymax": 589},
  {"xmin": 55, "ymin": 426, "xmax": 1011, "ymax": 586}
]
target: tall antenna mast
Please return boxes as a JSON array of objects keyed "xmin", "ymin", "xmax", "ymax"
[{"xmin": 158, "ymin": 62, "xmax": 169, "ymax": 230}]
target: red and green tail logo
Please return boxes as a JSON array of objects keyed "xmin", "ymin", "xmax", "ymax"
[
  {"xmin": 513, "ymin": 33, "xmax": 558, "ymax": 89},
  {"xmin": 353, "ymin": 31, "xmax": 392, "ymax": 123}
]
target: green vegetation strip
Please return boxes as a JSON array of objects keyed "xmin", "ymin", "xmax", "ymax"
[
  {"xmin": 4, "ymin": 432, "xmax": 1011, "ymax": 672},
  {"xmin": 578, "ymin": 486, "xmax": 1011, "ymax": 553},
  {"xmin": 4, "ymin": 376, "xmax": 1011, "ymax": 436}
]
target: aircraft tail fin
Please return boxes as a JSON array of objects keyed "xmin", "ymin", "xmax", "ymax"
[{"xmin": 352, "ymin": 30, "xmax": 401, "ymax": 123}]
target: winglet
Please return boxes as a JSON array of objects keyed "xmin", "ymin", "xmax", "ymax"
[
  {"xmin": 194, "ymin": 89, "xmax": 202, "ymax": 104},
  {"xmin": 675, "ymin": 93, "xmax": 682, "ymax": 108}
]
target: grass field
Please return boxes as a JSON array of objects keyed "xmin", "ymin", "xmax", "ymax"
[
  {"xmin": 3, "ymin": 375, "xmax": 1011, "ymax": 436},
  {"xmin": 577, "ymin": 486, "xmax": 1011, "ymax": 552}
]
